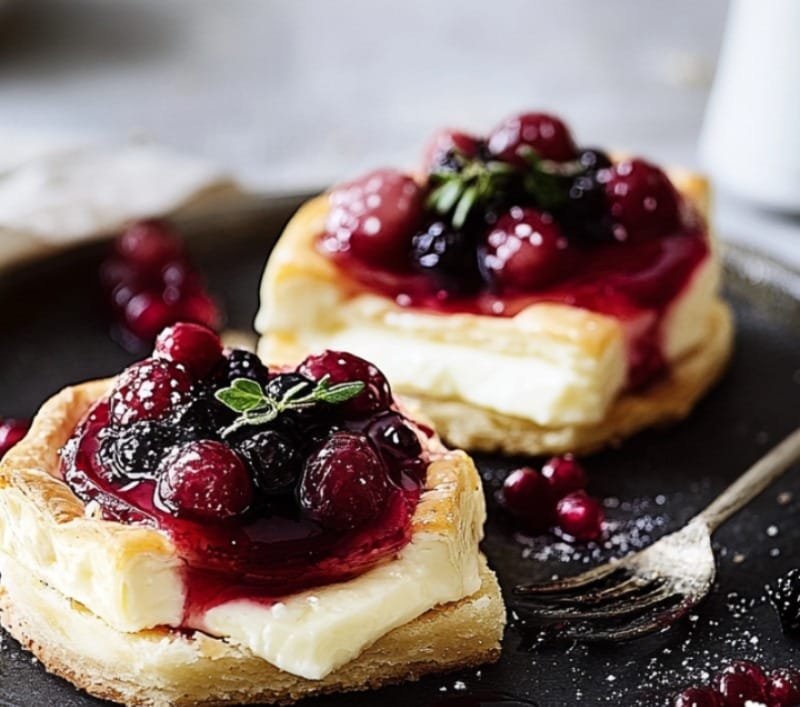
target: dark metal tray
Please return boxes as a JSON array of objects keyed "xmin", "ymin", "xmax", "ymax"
[{"xmin": 0, "ymin": 196, "xmax": 798, "ymax": 706}]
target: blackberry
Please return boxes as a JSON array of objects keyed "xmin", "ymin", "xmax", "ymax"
[
  {"xmin": 236, "ymin": 430, "xmax": 301, "ymax": 495},
  {"xmin": 217, "ymin": 350, "xmax": 269, "ymax": 386},
  {"xmin": 576, "ymin": 147, "xmax": 612, "ymax": 171},
  {"xmin": 98, "ymin": 420, "xmax": 182, "ymax": 481},
  {"xmin": 410, "ymin": 221, "xmax": 482, "ymax": 294},
  {"xmin": 556, "ymin": 171, "xmax": 614, "ymax": 243}
]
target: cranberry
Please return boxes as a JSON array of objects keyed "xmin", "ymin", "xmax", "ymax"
[
  {"xmin": 672, "ymin": 686, "xmax": 724, "ymax": 707},
  {"xmin": 154, "ymin": 322, "xmax": 223, "ymax": 378},
  {"xmin": 555, "ymin": 491, "xmax": 604, "ymax": 541},
  {"xmin": 768, "ymin": 669, "xmax": 800, "ymax": 706},
  {"xmin": 501, "ymin": 467, "xmax": 555, "ymax": 533},
  {"xmin": 109, "ymin": 358, "xmax": 193, "ymax": 426},
  {"xmin": 116, "ymin": 220, "xmax": 184, "ymax": 270},
  {"xmin": 714, "ymin": 661, "xmax": 768, "ymax": 707},
  {"xmin": 481, "ymin": 206, "xmax": 572, "ymax": 292},
  {"xmin": 299, "ymin": 431, "xmax": 389, "ymax": 531},
  {"xmin": 298, "ymin": 350, "xmax": 392, "ymax": 417},
  {"xmin": 487, "ymin": 112, "xmax": 577, "ymax": 165},
  {"xmin": 365, "ymin": 411, "xmax": 426, "ymax": 488},
  {"xmin": 178, "ymin": 289, "xmax": 222, "ymax": 330},
  {"xmin": 236, "ymin": 429, "xmax": 300, "ymax": 494},
  {"xmin": 541, "ymin": 454, "xmax": 587, "ymax": 499},
  {"xmin": 602, "ymin": 158, "xmax": 683, "ymax": 241},
  {"xmin": 410, "ymin": 221, "xmax": 482, "ymax": 294},
  {"xmin": 421, "ymin": 129, "xmax": 483, "ymax": 174},
  {"xmin": 0, "ymin": 418, "xmax": 29, "ymax": 459},
  {"xmin": 323, "ymin": 168, "xmax": 424, "ymax": 269},
  {"xmin": 123, "ymin": 291, "xmax": 174, "ymax": 341},
  {"xmin": 156, "ymin": 440, "xmax": 253, "ymax": 522}
]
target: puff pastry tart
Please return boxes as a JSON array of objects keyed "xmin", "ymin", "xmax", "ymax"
[
  {"xmin": 256, "ymin": 111, "xmax": 733, "ymax": 455},
  {"xmin": 0, "ymin": 323, "xmax": 504, "ymax": 706}
]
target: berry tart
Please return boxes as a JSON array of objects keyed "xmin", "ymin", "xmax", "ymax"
[
  {"xmin": 255, "ymin": 111, "xmax": 733, "ymax": 455},
  {"xmin": 0, "ymin": 323, "xmax": 504, "ymax": 706}
]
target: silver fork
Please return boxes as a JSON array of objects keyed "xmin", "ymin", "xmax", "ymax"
[{"xmin": 513, "ymin": 426, "xmax": 800, "ymax": 642}]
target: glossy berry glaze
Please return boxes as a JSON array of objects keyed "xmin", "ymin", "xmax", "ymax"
[
  {"xmin": 59, "ymin": 325, "xmax": 429, "ymax": 625},
  {"xmin": 317, "ymin": 111, "xmax": 710, "ymax": 388}
]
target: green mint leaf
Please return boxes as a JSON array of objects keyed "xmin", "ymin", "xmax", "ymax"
[
  {"xmin": 452, "ymin": 184, "xmax": 478, "ymax": 230},
  {"xmin": 314, "ymin": 380, "xmax": 365, "ymax": 404},
  {"xmin": 231, "ymin": 378, "xmax": 265, "ymax": 396},
  {"xmin": 215, "ymin": 378, "xmax": 266, "ymax": 413},
  {"xmin": 430, "ymin": 179, "xmax": 463, "ymax": 214}
]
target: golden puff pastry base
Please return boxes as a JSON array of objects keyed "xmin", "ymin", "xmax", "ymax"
[
  {"xmin": 256, "ymin": 169, "xmax": 732, "ymax": 456},
  {"xmin": 0, "ymin": 380, "xmax": 504, "ymax": 706}
]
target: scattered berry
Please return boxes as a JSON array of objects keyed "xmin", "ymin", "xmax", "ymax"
[
  {"xmin": 299, "ymin": 431, "xmax": 389, "ymax": 530},
  {"xmin": 365, "ymin": 411, "xmax": 426, "ymax": 487},
  {"xmin": 501, "ymin": 467, "xmax": 555, "ymax": 533},
  {"xmin": 422, "ymin": 129, "xmax": 483, "ymax": 174},
  {"xmin": 555, "ymin": 491, "xmax": 604, "ymax": 541},
  {"xmin": 298, "ymin": 350, "xmax": 392, "ymax": 417},
  {"xmin": 488, "ymin": 112, "xmax": 577, "ymax": 165},
  {"xmin": 672, "ymin": 686, "xmax": 724, "ymax": 707},
  {"xmin": 115, "ymin": 220, "xmax": 184, "ymax": 269},
  {"xmin": 602, "ymin": 158, "xmax": 683, "ymax": 241},
  {"xmin": 0, "ymin": 418, "xmax": 29, "ymax": 459},
  {"xmin": 154, "ymin": 322, "xmax": 223, "ymax": 377},
  {"xmin": 714, "ymin": 661, "xmax": 768, "ymax": 707},
  {"xmin": 482, "ymin": 206, "xmax": 572, "ymax": 292},
  {"xmin": 156, "ymin": 440, "xmax": 253, "ymax": 522},
  {"xmin": 541, "ymin": 454, "xmax": 587, "ymax": 499},
  {"xmin": 411, "ymin": 221, "xmax": 482, "ymax": 293},
  {"xmin": 323, "ymin": 168, "xmax": 424, "ymax": 269},
  {"xmin": 109, "ymin": 358, "xmax": 193, "ymax": 426},
  {"xmin": 236, "ymin": 429, "xmax": 300, "ymax": 494}
]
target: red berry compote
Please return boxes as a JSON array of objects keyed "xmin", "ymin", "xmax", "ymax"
[{"xmin": 59, "ymin": 323, "xmax": 431, "ymax": 625}]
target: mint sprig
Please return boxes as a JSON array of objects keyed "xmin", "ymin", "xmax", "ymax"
[{"xmin": 215, "ymin": 375, "xmax": 365, "ymax": 437}]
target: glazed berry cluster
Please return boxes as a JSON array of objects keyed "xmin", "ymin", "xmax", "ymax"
[
  {"xmin": 321, "ymin": 111, "xmax": 689, "ymax": 297},
  {"xmin": 672, "ymin": 660, "xmax": 800, "ymax": 707},
  {"xmin": 65, "ymin": 323, "xmax": 427, "ymax": 532},
  {"xmin": 100, "ymin": 221, "xmax": 221, "ymax": 348},
  {"xmin": 500, "ymin": 455, "xmax": 604, "ymax": 542}
]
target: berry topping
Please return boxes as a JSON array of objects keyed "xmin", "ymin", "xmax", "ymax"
[
  {"xmin": 672, "ymin": 686, "xmax": 724, "ymax": 707},
  {"xmin": 555, "ymin": 491, "xmax": 604, "ymax": 541},
  {"xmin": 299, "ymin": 431, "xmax": 389, "ymax": 530},
  {"xmin": 422, "ymin": 129, "xmax": 483, "ymax": 174},
  {"xmin": 154, "ymin": 322, "xmax": 223, "ymax": 377},
  {"xmin": 501, "ymin": 467, "xmax": 555, "ymax": 533},
  {"xmin": 365, "ymin": 411, "xmax": 426, "ymax": 487},
  {"xmin": 298, "ymin": 350, "xmax": 392, "ymax": 417},
  {"xmin": 482, "ymin": 206, "xmax": 572, "ymax": 292},
  {"xmin": 109, "ymin": 358, "xmax": 193, "ymax": 426},
  {"xmin": 156, "ymin": 440, "xmax": 253, "ymax": 522},
  {"xmin": 488, "ymin": 112, "xmax": 577, "ymax": 164},
  {"xmin": 410, "ymin": 221, "xmax": 482, "ymax": 294},
  {"xmin": 216, "ymin": 349, "xmax": 270, "ymax": 386},
  {"xmin": 714, "ymin": 661, "xmax": 768, "ymax": 707},
  {"xmin": 323, "ymin": 168, "xmax": 424, "ymax": 269},
  {"xmin": 576, "ymin": 148, "xmax": 613, "ymax": 171},
  {"xmin": 236, "ymin": 429, "xmax": 300, "ymax": 494},
  {"xmin": 98, "ymin": 420, "xmax": 183, "ymax": 481},
  {"xmin": 766, "ymin": 568, "xmax": 800, "ymax": 637},
  {"xmin": 0, "ymin": 418, "xmax": 29, "ymax": 459},
  {"xmin": 115, "ymin": 220, "xmax": 185, "ymax": 268},
  {"xmin": 768, "ymin": 668, "xmax": 800, "ymax": 706},
  {"xmin": 541, "ymin": 454, "xmax": 588, "ymax": 499},
  {"xmin": 602, "ymin": 158, "xmax": 683, "ymax": 241}
]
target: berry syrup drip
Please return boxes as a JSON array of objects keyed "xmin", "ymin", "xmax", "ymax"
[
  {"xmin": 59, "ymin": 325, "xmax": 428, "ymax": 623},
  {"xmin": 318, "ymin": 111, "xmax": 710, "ymax": 387}
]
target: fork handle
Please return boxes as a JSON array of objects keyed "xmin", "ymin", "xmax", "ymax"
[{"xmin": 694, "ymin": 426, "xmax": 800, "ymax": 532}]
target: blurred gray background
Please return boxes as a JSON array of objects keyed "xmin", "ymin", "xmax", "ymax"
[{"xmin": 0, "ymin": 0, "xmax": 797, "ymax": 263}]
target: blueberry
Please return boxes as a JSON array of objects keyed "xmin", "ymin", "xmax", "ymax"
[
  {"xmin": 236, "ymin": 430, "xmax": 301, "ymax": 494},
  {"xmin": 366, "ymin": 412, "xmax": 427, "ymax": 487}
]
